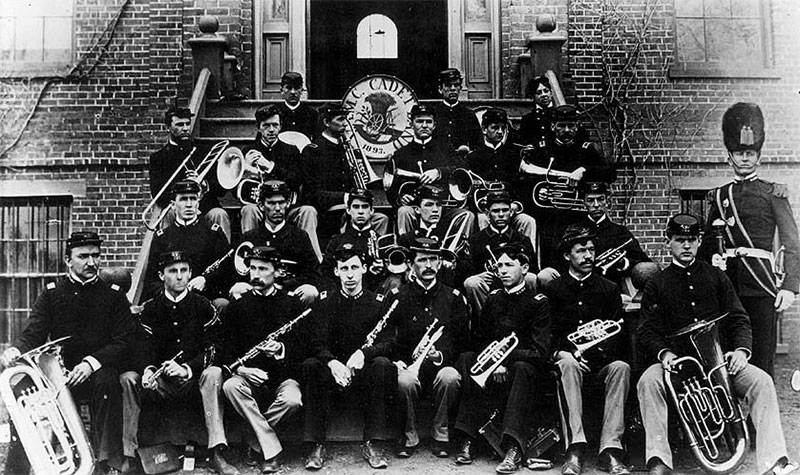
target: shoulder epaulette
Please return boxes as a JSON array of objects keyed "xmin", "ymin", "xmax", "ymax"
[
  {"xmin": 140, "ymin": 323, "xmax": 153, "ymax": 335},
  {"xmin": 288, "ymin": 290, "xmax": 297, "ymax": 297},
  {"xmin": 390, "ymin": 287, "xmax": 399, "ymax": 295},
  {"xmin": 307, "ymin": 143, "xmax": 318, "ymax": 149},
  {"xmin": 46, "ymin": 282, "xmax": 56, "ymax": 290},
  {"xmin": 110, "ymin": 284, "xmax": 121, "ymax": 292},
  {"xmin": 376, "ymin": 293, "xmax": 385, "ymax": 302},
  {"xmin": 156, "ymin": 229, "xmax": 164, "ymax": 237},
  {"xmin": 319, "ymin": 290, "xmax": 328, "ymax": 300},
  {"xmin": 489, "ymin": 289, "xmax": 501, "ymax": 295},
  {"xmin": 452, "ymin": 288, "xmax": 462, "ymax": 297},
  {"xmin": 581, "ymin": 142, "xmax": 592, "ymax": 149},
  {"xmin": 534, "ymin": 293, "xmax": 547, "ymax": 301},
  {"xmin": 771, "ymin": 183, "xmax": 789, "ymax": 198},
  {"xmin": 211, "ymin": 223, "xmax": 221, "ymax": 232}
]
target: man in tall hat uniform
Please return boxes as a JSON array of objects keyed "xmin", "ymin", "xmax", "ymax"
[
  {"xmin": 144, "ymin": 180, "xmax": 230, "ymax": 304},
  {"xmin": 519, "ymin": 105, "xmax": 616, "ymax": 269},
  {"xmin": 239, "ymin": 104, "xmax": 323, "ymax": 260},
  {"xmin": 518, "ymin": 75, "xmax": 555, "ymax": 147},
  {"xmin": 120, "ymin": 251, "xmax": 236, "ymax": 474},
  {"xmin": 637, "ymin": 214, "xmax": 796, "ymax": 475},
  {"xmin": 546, "ymin": 225, "xmax": 630, "ymax": 475},
  {"xmin": 204, "ymin": 246, "xmax": 308, "ymax": 474},
  {"xmin": 465, "ymin": 107, "xmax": 538, "ymax": 250},
  {"xmin": 431, "ymin": 68, "xmax": 482, "ymax": 155},
  {"xmin": 300, "ymin": 244, "xmax": 397, "ymax": 470},
  {"xmin": 389, "ymin": 103, "xmax": 475, "ymax": 236},
  {"xmin": 1, "ymin": 231, "xmax": 137, "ymax": 475},
  {"xmin": 453, "ymin": 243, "xmax": 551, "ymax": 474},
  {"xmin": 276, "ymin": 71, "xmax": 319, "ymax": 140},
  {"xmin": 701, "ymin": 102, "xmax": 799, "ymax": 377},
  {"xmin": 149, "ymin": 106, "xmax": 231, "ymax": 241},
  {"xmin": 372, "ymin": 237, "xmax": 471, "ymax": 459},
  {"xmin": 228, "ymin": 180, "xmax": 321, "ymax": 305}
]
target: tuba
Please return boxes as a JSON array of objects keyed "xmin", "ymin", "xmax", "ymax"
[
  {"xmin": 664, "ymin": 314, "xmax": 749, "ymax": 474},
  {"xmin": 470, "ymin": 333, "xmax": 519, "ymax": 388},
  {"xmin": 0, "ymin": 336, "xmax": 95, "ymax": 475}
]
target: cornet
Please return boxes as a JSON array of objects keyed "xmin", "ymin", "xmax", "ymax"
[
  {"xmin": 470, "ymin": 333, "xmax": 519, "ymax": 388},
  {"xmin": 595, "ymin": 238, "xmax": 633, "ymax": 275},
  {"xmin": 568, "ymin": 318, "xmax": 623, "ymax": 364},
  {"xmin": 406, "ymin": 319, "xmax": 444, "ymax": 377}
]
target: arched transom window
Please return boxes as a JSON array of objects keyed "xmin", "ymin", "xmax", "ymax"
[{"xmin": 356, "ymin": 14, "xmax": 398, "ymax": 59}]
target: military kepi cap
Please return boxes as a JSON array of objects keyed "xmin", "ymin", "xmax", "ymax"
[
  {"xmin": 409, "ymin": 237, "xmax": 442, "ymax": 254},
  {"xmin": 333, "ymin": 242, "xmax": 365, "ymax": 263},
  {"xmin": 560, "ymin": 224, "xmax": 596, "ymax": 252},
  {"xmin": 439, "ymin": 68, "xmax": 463, "ymax": 84},
  {"xmin": 319, "ymin": 102, "xmax": 348, "ymax": 119},
  {"xmin": 722, "ymin": 102, "xmax": 764, "ymax": 153},
  {"xmin": 281, "ymin": 71, "xmax": 304, "ymax": 89},
  {"xmin": 347, "ymin": 188, "xmax": 374, "ymax": 206},
  {"xmin": 258, "ymin": 180, "xmax": 291, "ymax": 199},
  {"xmin": 666, "ymin": 213, "xmax": 701, "ymax": 237},
  {"xmin": 481, "ymin": 108, "xmax": 508, "ymax": 127},
  {"xmin": 485, "ymin": 190, "xmax": 512, "ymax": 207},
  {"xmin": 245, "ymin": 246, "xmax": 281, "ymax": 265},
  {"xmin": 416, "ymin": 184, "xmax": 445, "ymax": 203},
  {"xmin": 495, "ymin": 242, "xmax": 529, "ymax": 264},
  {"xmin": 549, "ymin": 104, "xmax": 580, "ymax": 121},
  {"xmin": 171, "ymin": 180, "xmax": 202, "ymax": 197},
  {"xmin": 158, "ymin": 250, "xmax": 191, "ymax": 270},
  {"xmin": 410, "ymin": 103, "xmax": 436, "ymax": 119},
  {"xmin": 579, "ymin": 181, "xmax": 609, "ymax": 196},
  {"xmin": 66, "ymin": 231, "xmax": 103, "ymax": 251}
]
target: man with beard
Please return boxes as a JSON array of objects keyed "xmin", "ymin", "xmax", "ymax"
[
  {"xmin": 520, "ymin": 105, "xmax": 615, "ymax": 269},
  {"xmin": 431, "ymin": 68, "xmax": 482, "ymax": 155},
  {"xmin": 637, "ymin": 214, "xmax": 796, "ymax": 475},
  {"xmin": 1, "ymin": 232, "xmax": 136, "ymax": 475},
  {"xmin": 518, "ymin": 76, "xmax": 554, "ymax": 147},
  {"xmin": 202, "ymin": 246, "xmax": 307, "ymax": 474},
  {"xmin": 700, "ymin": 102, "xmax": 799, "ymax": 377},
  {"xmin": 453, "ymin": 243, "xmax": 550, "ymax": 474},
  {"xmin": 546, "ymin": 225, "xmax": 630, "ymax": 475},
  {"xmin": 228, "ymin": 180, "xmax": 320, "ymax": 306},
  {"xmin": 300, "ymin": 244, "xmax": 397, "ymax": 470},
  {"xmin": 239, "ymin": 104, "xmax": 323, "ymax": 261},
  {"xmin": 149, "ymin": 106, "xmax": 231, "ymax": 241},
  {"xmin": 276, "ymin": 72, "xmax": 319, "ymax": 139},
  {"xmin": 144, "ymin": 180, "xmax": 229, "ymax": 304}
]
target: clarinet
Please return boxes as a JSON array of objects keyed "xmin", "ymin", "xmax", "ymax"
[
  {"xmin": 361, "ymin": 300, "xmax": 399, "ymax": 350},
  {"xmin": 223, "ymin": 308, "xmax": 312, "ymax": 376},
  {"xmin": 201, "ymin": 248, "xmax": 235, "ymax": 277}
]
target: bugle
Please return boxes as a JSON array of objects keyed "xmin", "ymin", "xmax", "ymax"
[
  {"xmin": 0, "ymin": 336, "xmax": 95, "ymax": 475},
  {"xmin": 595, "ymin": 238, "xmax": 633, "ymax": 275},
  {"xmin": 470, "ymin": 332, "xmax": 519, "ymax": 388},
  {"xmin": 484, "ymin": 244, "xmax": 500, "ymax": 276},
  {"xmin": 448, "ymin": 168, "xmax": 515, "ymax": 213},
  {"xmin": 406, "ymin": 319, "xmax": 444, "ymax": 377}
]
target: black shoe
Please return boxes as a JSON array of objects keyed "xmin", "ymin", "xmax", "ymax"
[
  {"xmin": 647, "ymin": 458, "xmax": 672, "ymax": 475},
  {"xmin": 362, "ymin": 441, "xmax": 388, "ymax": 469},
  {"xmin": 304, "ymin": 444, "xmax": 326, "ymax": 470},
  {"xmin": 120, "ymin": 456, "xmax": 142, "ymax": 475},
  {"xmin": 598, "ymin": 449, "xmax": 630, "ymax": 475},
  {"xmin": 396, "ymin": 443, "xmax": 417, "ymax": 458},
  {"xmin": 245, "ymin": 447, "xmax": 260, "ymax": 467},
  {"xmin": 260, "ymin": 457, "xmax": 280, "ymax": 474},
  {"xmin": 431, "ymin": 441, "xmax": 449, "ymax": 458},
  {"xmin": 209, "ymin": 448, "xmax": 241, "ymax": 475},
  {"xmin": 456, "ymin": 438, "xmax": 476, "ymax": 465},
  {"xmin": 561, "ymin": 452, "xmax": 584, "ymax": 475},
  {"xmin": 496, "ymin": 445, "xmax": 522, "ymax": 474}
]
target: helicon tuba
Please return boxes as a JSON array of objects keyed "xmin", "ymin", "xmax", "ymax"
[
  {"xmin": 0, "ymin": 336, "xmax": 95, "ymax": 475},
  {"xmin": 664, "ymin": 314, "xmax": 749, "ymax": 475}
]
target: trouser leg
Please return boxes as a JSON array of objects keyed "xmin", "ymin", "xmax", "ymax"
[
  {"xmin": 502, "ymin": 361, "xmax": 537, "ymax": 448},
  {"xmin": 301, "ymin": 358, "xmax": 329, "ymax": 443},
  {"xmin": 512, "ymin": 212, "xmax": 538, "ymax": 255},
  {"xmin": 733, "ymin": 364, "xmax": 787, "ymax": 473},
  {"xmin": 397, "ymin": 206, "xmax": 416, "ymax": 235},
  {"xmin": 598, "ymin": 360, "xmax": 630, "ymax": 452},
  {"xmin": 463, "ymin": 271, "xmax": 494, "ymax": 317},
  {"xmin": 199, "ymin": 366, "xmax": 227, "ymax": 449},
  {"xmin": 87, "ymin": 367, "xmax": 124, "ymax": 469},
  {"xmin": 371, "ymin": 212, "xmax": 390, "ymax": 236},
  {"xmin": 636, "ymin": 363, "xmax": 672, "ymax": 468},
  {"xmin": 262, "ymin": 379, "xmax": 303, "ymax": 445},
  {"xmin": 288, "ymin": 205, "xmax": 322, "ymax": 263},
  {"xmin": 397, "ymin": 367, "xmax": 421, "ymax": 447},
  {"xmin": 362, "ymin": 356, "xmax": 397, "ymax": 441},
  {"xmin": 740, "ymin": 296, "xmax": 777, "ymax": 377},
  {"xmin": 556, "ymin": 357, "xmax": 586, "ymax": 447},
  {"xmin": 431, "ymin": 366, "xmax": 460, "ymax": 443},
  {"xmin": 240, "ymin": 203, "xmax": 262, "ymax": 234},
  {"xmin": 443, "ymin": 208, "xmax": 476, "ymax": 239},
  {"xmin": 204, "ymin": 207, "xmax": 232, "ymax": 244},
  {"xmin": 223, "ymin": 375, "xmax": 282, "ymax": 460},
  {"xmin": 454, "ymin": 352, "xmax": 488, "ymax": 439},
  {"xmin": 119, "ymin": 371, "xmax": 141, "ymax": 458}
]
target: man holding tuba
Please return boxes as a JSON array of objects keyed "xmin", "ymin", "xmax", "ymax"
[
  {"xmin": 637, "ymin": 214, "xmax": 796, "ymax": 475},
  {"xmin": 453, "ymin": 243, "xmax": 551, "ymax": 473},
  {"xmin": 546, "ymin": 225, "xmax": 630, "ymax": 475}
]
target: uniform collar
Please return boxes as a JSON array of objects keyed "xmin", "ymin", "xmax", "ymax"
[
  {"xmin": 321, "ymin": 131, "xmax": 339, "ymax": 145},
  {"xmin": 734, "ymin": 172, "xmax": 758, "ymax": 182},
  {"xmin": 568, "ymin": 269, "xmax": 592, "ymax": 282},
  {"xmin": 413, "ymin": 137, "xmax": 432, "ymax": 146},
  {"xmin": 483, "ymin": 138, "xmax": 504, "ymax": 150},
  {"xmin": 67, "ymin": 271, "xmax": 99, "ymax": 287},
  {"xmin": 488, "ymin": 225, "xmax": 511, "ymax": 237},
  {"xmin": 175, "ymin": 216, "xmax": 199, "ymax": 227},
  {"xmin": 350, "ymin": 222, "xmax": 373, "ymax": 233},
  {"xmin": 259, "ymin": 135, "xmax": 278, "ymax": 149},
  {"xmin": 340, "ymin": 288, "xmax": 364, "ymax": 300},
  {"xmin": 504, "ymin": 281, "xmax": 526, "ymax": 295},
  {"xmin": 419, "ymin": 221, "xmax": 438, "ymax": 236},
  {"xmin": 443, "ymin": 100, "xmax": 459, "ymax": 108},
  {"xmin": 284, "ymin": 101, "xmax": 300, "ymax": 111},
  {"xmin": 588, "ymin": 214, "xmax": 607, "ymax": 225},
  {"xmin": 415, "ymin": 278, "xmax": 438, "ymax": 292},
  {"xmin": 251, "ymin": 286, "xmax": 277, "ymax": 297},
  {"xmin": 165, "ymin": 289, "xmax": 188, "ymax": 303},
  {"xmin": 671, "ymin": 258, "xmax": 696, "ymax": 269},
  {"xmin": 264, "ymin": 220, "xmax": 286, "ymax": 234}
]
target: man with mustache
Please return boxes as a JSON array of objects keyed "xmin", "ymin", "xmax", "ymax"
[
  {"xmin": 431, "ymin": 68, "xmax": 482, "ymax": 155},
  {"xmin": 637, "ymin": 214, "xmax": 795, "ymax": 475},
  {"xmin": 545, "ymin": 225, "xmax": 630, "ymax": 475},
  {"xmin": 202, "ymin": 246, "xmax": 307, "ymax": 474},
  {"xmin": 453, "ymin": 243, "xmax": 551, "ymax": 474},
  {"xmin": 1, "ymin": 231, "xmax": 136, "ymax": 475},
  {"xmin": 276, "ymin": 72, "xmax": 319, "ymax": 140},
  {"xmin": 149, "ymin": 106, "xmax": 231, "ymax": 241},
  {"xmin": 700, "ymin": 102, "xmax": 799, "ymax": 377}
]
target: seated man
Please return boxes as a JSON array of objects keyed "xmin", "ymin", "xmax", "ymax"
[
  {"xmin": 144, "ymin": 180, "xmax": 229, "ymax": 305},
  {"xmin": 637, "ymin": 213, "xmax": 797, "ymax": 475},
  {"xmin": 463, "ymin": 190, "xmax": 538, "ymax": 315},
  {"xmin": 376, "ymin": 237, "xmax": 470, "ymax": 458},
  {"xmin": 239, "ymin": 104, "xmax": 322, "ymax": 261},
  {"xmin": 228, "ymin": 180, "xmax": 321, "ymax": 305},
  {"xmin": 120, "ymin": 251, "xmax": 237, "ymax": 475},
  {"xmin": 204, "ymin": 246, "xmax": 308, "ymax": 474},
  {"xmin": 301, "ymin": 244, "xmax": 397, "ymax": 470},
  {"xmin": 454, "ymin": 243, "xmax": 551, "ymax": 474},
  {"xmin": 431, "ymin": 68, "xmax": 482, "ymax": 155},
  {"xmin": 546, "ymin": 225, "xmax": 630, "ymax": 475}
]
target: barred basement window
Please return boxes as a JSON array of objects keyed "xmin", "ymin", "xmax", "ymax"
[
  {"xmin": 0, "ymin": 196, "xmax": 72, "ymax": 345},
  {"xmin": 679, "ymin": 189, "xmax": 709, "ymax": 224},
  {"xmin": 0, "ymin": 0, "xmax": 74, "ymax": 77}
]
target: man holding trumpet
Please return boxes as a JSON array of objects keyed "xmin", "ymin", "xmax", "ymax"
[
  {"xmin": 301, "ymin": 243, "xmax": 397, "ymax": 470},
  {"xmin": 453, "ymin": 242, "xmax": 551, "ymax": 473}
]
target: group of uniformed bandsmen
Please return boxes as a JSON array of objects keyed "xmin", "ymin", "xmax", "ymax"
[{"xmin": 1, "ymin": 69, "xmax": 798, "ymax": 475}]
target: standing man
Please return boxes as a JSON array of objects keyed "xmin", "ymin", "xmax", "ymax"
[
  {"xmin": 546, "ymin": 225, "xmax": 630, "ymax": 475},
  {"xmin": 454, "ymin": 243, "xmax": 551, "ymax": 474},
  {"xmin": 276, "ymin": 71, "xmax": 319, "ymax": 140},
  {"xmin": 518, "ymin": 76, "xmax": 554, "ymax": 147},
  {"xmin": 149, "ymin": 106, "xmax": 231, "ymax": 241},
  {"xmin": 301, "ymin": 244, "xmax": 397, "ymax": 470},
  {"xmin": 432, "ymin": 68, "xmax": 482, "ymax": 155},
  {"xmin": 377, "ymin": 237, "xmax": 471, "ymax": 459},
  {"xmin": 637, "ymin": 213, "xmax": 796, "ymax": 475},
  {"xmin": 701, "ymin": 102, "xmax": 799, "ymax": 377},
  {"xmin": 1, "ymin": 231, "xmax": 136, "ymax": 475}
]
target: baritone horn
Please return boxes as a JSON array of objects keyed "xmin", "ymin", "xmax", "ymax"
[
  {"xmin": 470, "ymin": 332, "xmax": 519, "ymax": 388},
  {"xmin": 0, "ymin": 336, "xmax": 95, "ymax": 475},
  {"xmin": 216, "ymin": 146, "xmax": 245, "ymax": 190},
  {"xmin": 530, "ymin": 157, "xmax": 584, "ymax": 211}
]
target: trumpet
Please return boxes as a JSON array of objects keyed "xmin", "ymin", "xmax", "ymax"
[
  {"xmin": 142, "ymin": 350, "xmax": 184, "ymax": 390},
  {"xmin": 361, "ymin": 300, "xmax": 400, "ymax": 349},
  {"xmin": 224, "ymin": 308, "xmax": 313, "ymax": 376},
  {"xmin": 142, "ymin": 140, "xmax": 230, "ymax": 231},
  {"xmin": 484, "ymin": 244, "xmax": 500, "ymax": 276},
  {"xmin": 470, "ymin": 332, "xmax": 519, "ymax": 388},
  {"xmin": 406, "ymin": 319, "xmax": 444, "ymax": 377},
  {"xmin": 530, "ymin": 157, "xmax": 584, "ymax": 211},
  {"xmin": 595, "ymin": 238, "xmax": 633, "ymax": 275},
  {"xmin": 567, "ymin": 318, "xmax": 623, "ymax": 364},
  {"xmin": 343, "ymin": 117, "xmax": 381, "ymax": 189},
  {"xmin": 383, "ymin": 157, "xmax": 424, "ymax": 190}
]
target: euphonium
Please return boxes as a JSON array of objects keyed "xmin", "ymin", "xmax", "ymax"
[
  {"xmin": 470, "ymin": 333, "xmax": 519, "ymax": 388},
  {"xmin": 595, "ymin": 238, "xmax": 634, "ymax": 275},
  {"xmin": 664, "ymin": 314, "xmax": 748, "ymax": 474},
  {"xmin": 0, "ymin": 336, "xmax": 95, "ymax": 475},
  {"xmin": 530, "ymin": 157, "xmax": 584, "ymax": 211}
]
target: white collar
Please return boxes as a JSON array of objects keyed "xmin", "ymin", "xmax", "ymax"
[
  {"xmin": 68, "ymin": 271, "xmax": 99, "ymax": 286},
  {"xmin": 489, "ymin": 225, "xmax": 510, "ymax": 235},
  {"xmin": 588, "ymin": 214, "xmax": 607, "ymax": 225},
  {"xmin": 420, "ymin": 221, "xmax": 438, "ymax": 234},
  {"xmin": 734, "ymin": 172, "xmax": 758, "ymax": 182},
  {"xmin": 340, "ymin": 288, "xmax": 364, "ymax": 299},
  {"xmin": 671, "ymin": 258, "xmax": 696, "ymax": 269},
  {"xmin": 165, "ymin": 289, "xmax": 188, "ymax": 303},
  {"xmin": 504, "ymin": 281, "xmax": 525, "ymax": 294},
  {"xmin": 284, "ymin": 101, "xmax": 300, "ymax": 111},
  {"xmin": 322, "ymin": 131, "xmax": 339, "ymax": 145},
  {"xmin": 413, "ymin": 137, "xmax": 432, "ymax": 146},
  {"xmin": 252, "ymin": 286, "xmax": 277, "ymax": 297},
  {"xmin": 416, "ymin": 278, "xmax": 438, "ymax": 291},
  {"xmin": 264, "ymin": 220, "xmax": 286, "ymax": 234},
  {"xmin": 568, "ymin": 269, "xmax": 592, "ymax": 282},
  {"xmin": 443, "ymin": 100, "xmax": 459, "ymax": 108},
  {"xmin": 483, "ymin": 138, "xmax": 503, "ymax": 150},
  {"xmin": 351, "ymin": 222, "xmax": 373, "ymax": 233},
  {"xmin": 175, "ymin": 215, "xmax": 199, "ymax": 227},
  {"xmin": 260, "ymin": 136, "xmax": 278, "ymax": 149}
]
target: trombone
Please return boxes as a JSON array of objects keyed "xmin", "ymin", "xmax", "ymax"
[{"xmin": 142, "ymin": 140, "xmax": 230, "ymax": 231}]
